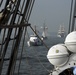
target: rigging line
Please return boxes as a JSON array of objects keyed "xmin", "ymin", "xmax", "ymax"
[
  {"xmin": 17, "ymin": 0, "xmax": 26, "ymax": 24},
  {"xmin": 7, "ymin": 14, "xmax": 23, "ymax": 75},
  {"xmin": 0, "ymin": 0, "xmax": 19, "ymax": 45},
  {"xmin": 8, "ymin": 0, "xmax": 35, "ymax": 74},
  {"xmin": 4, "ymin": 0, "xmax": 10, "ymax": 9},
  {"xmin": 68, "ymin": 0, "xmax": 73, "ymax": 33},
  {"xmin": 23, "ymin": 49, "xmax": 33, "ymax": 75},
  {"xmin": 20, "ymin": 0, "xmax": 31, "ymax": 23},
  {"xmin": 0, "ymin": 10, "xmax": 13, "ymax": 75},
  {"xmin": 35, "ymin": 55, "xmax": 51, "ymax": 73},
  {"xmin": 17, "ymin": 0, "xmax": 35, "ymax": 44},
  {"xmin": 21, "ymin": 38, "xmax": 33, "ymax": 75},
  {"xmin": 0, "ymin": 0, "xmax": 13, "ymax": 50},
  {"xmin": 10, "ymin": 28, "xmax": 18, "ymax": 75},
  {"xmin": 0, "ymin": 0, "xmax": 20, "ymax": 73},
  {"xmin": 0, "ymin": 0, "xmax": 16, "ymax": 25},
  {"xmin": 3, "ymin": 0, "xmax": 34, "ymax": 74},
  {"xmin": 18, "ymin": 47, "xmax": 33, "ymax": 75},
  {"xmin": 9, "ymin": 0, "xmax": 19, "ymax": 24},
  {"xmin": 11, "ymin": 28, "xmax": 17, "ymax": 50},
  {"xmin": 24, "ymin": 0, "xmax": 35, "ymax": 22},
  {"xmin": 7, "ymin": 2, "xmax": 16, "ymax": 25},
  {"xmin": 31, "ymin": 47, "xmax": 51, "ymax": 73},
  {"xmin": 26, "ymin": 29, "xmax": 30, "ymax": 39},
  {"xmin": 26, "ymin": 0, "xmax": 35, "ymax": 21},
  {"xmin": 17, "ymin": 24, "xmax": 33, "ymax": 75},
  {"xmin": 29, "ymin": 25, "xmax": 49, "ymax": 50},
  {"xmin": 19, "ymin": 0, "xmax": 35, "ymax": 26},
  {"xmin": 0, "ymin": 0, "xmax": 3, "ymax": 6},
  {"xmin": 23, "ymin": 0, "xmax": 33, "ymax": 22},
  {"xmin": 24, "ymin": 0, "xmax": 32, "ymax": 21},
  {"xmin": 0, "ymin": 33, "xmax": 18, "ymax": 45},
  {"xmin": 7, "ymin": 25, "xmax": 23, "ymax": 75},
  {"xmin": 16, "ymin": 1, "xmax": 34, "ymax": 73},
  {"xmin": 0, "ymin": 1, "xmax": 13, "ymax": 44},
  {"xmin": 30, "ymin": 47, "xmax": 52, "ymax": 74},
  {"xmin": 0, "ymin": 0, "xmax": 21, "ymax": 74},
  {"xmin": 17, "ymin": 27, "xmax": 28, "ymax": 75},
  {"xmin": 6, "ymin": 28, "xmax": 22, "ymax": 75},
  {"xmin": 0, "ymin": 29, "xmax": 6, "ymax": 56},
  {"xmin": 20, "ymin": 0, "xmax": 35, "ymax": 41}
]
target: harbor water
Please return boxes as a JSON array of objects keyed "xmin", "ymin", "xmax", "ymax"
[{"xmin": 1, "ymin": 35, "xmax": 65, "ymax": 75}]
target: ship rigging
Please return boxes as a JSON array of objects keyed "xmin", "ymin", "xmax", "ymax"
[
  {"xmin": 0, "ymin": 0, "xmax": 36, "ymax": 75},
  {"xmin": 0, "ymin": 0, "xmax": 76, "ymax": 75},
  {"xmin": 0, "ymin": 0, "xmax": 49, "ymax": 75}
]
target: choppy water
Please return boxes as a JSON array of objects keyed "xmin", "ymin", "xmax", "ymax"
[{"xmin": 2, "ymin": 36, "xmax": 65, "ymax": 75}]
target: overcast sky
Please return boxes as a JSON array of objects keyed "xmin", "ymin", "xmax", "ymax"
[{"xmin": 29, "ymin": 0, "xmax": 72, "ymax": 33}]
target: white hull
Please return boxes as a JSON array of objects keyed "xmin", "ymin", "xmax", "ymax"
[
  {"xmin": 27, "ymin": 35, "xmax": 43, "ymax": 46},
  {"xmin": 27, "ymin": 40, "xmax": 42, "ymax": 46},
  {"xmin": 57, "ymin": 34, "xmax": 65, "ymax": 38}
]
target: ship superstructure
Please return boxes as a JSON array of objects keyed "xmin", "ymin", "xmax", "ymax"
[{"xmin": 27, "ymin": 25, "xmax": 43, "ymax": 46}]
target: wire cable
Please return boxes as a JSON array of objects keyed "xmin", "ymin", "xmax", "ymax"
[
  {"xmin": 0, "ymin": 0, "xmax": 3, "ymax": 7},
  {"xmin": 0, "ymin": 29, "xmax": 6, "ymax": 56},
  {"xmin": 17, "ymin": 27, "xmax": 27, "ymax": 75},
  {"xmin": 29, "ymin": 25, "xmax": 49, "ymax": 50}
]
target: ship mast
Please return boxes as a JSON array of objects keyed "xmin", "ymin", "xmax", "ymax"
[{"xmin": 41, "ymin": 22, "xmax": 48, "ymax": 38}]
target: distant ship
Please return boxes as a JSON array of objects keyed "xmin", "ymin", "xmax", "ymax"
[
  {"xmin": 41, "ymin": 23, "xmax": 48, "ymax": 39},
  {"xmin": 57, "ymin": 25, "xmax": 65, "ymax": 38},
  {"xmin": 27, "ymin": 25, "xmax": 43, "ymax": 46}
]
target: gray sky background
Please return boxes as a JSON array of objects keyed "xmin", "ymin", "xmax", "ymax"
[{"xmin": 29, "ymin": 0, "xmax": 72, "ymax": 33}]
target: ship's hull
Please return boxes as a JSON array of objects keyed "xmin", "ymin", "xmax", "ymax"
[
  {"xmin": 27, "ymin": 35, "xmax": 43, "ymax": 46},
  {"xmin": 27, "ymin": 40, "xmax": 43, "ymax": 46},
  {"xmin": 57, "ymin": 33, "xmax": 65, "ymax": 38}
]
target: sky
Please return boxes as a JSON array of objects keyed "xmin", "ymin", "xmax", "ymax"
[{"xmin": 29, "ymin": 0, "xmax": 72, "ymax": 33}]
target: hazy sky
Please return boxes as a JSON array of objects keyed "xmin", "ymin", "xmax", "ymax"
[{"xmin": 29, "ymin": 0, "xmax": 72, "ymax": 33}]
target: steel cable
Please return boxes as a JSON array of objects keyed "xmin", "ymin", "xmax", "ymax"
[
  {"xmin": 0, "ymin": 29, "xmax": 6, "ymax": 56},
  {"xmin": 24, "ymin": 0, "xmax": 32, "ymax": 22},
  {"xmin": 0, "ymin": 0, "xmax": 16, "ymax": 74},
  {"xmin": 17, "ymin": 27, "xmax": 32, "ymax": 75},
  {"xmin": 26, "ymin": 0, "xmax": 35, "ymax": 22},
  {"xmin": 0, "ymin": 0, "xmax": 3, "ymax": 7},
  {"xmin": 17, "ymin": 27, "xmax": 26, "ymax": 75},
  {"xmin": 29, "ymin": 25, "xmax": 49, "ymax": 50},
  {"xmin": 17, "ymin": 0, "xmax": 26, "ymax": 24},
  {"xmin": 6, "ymin": 0, "xmax": 34, "ymax": 74},
  {"xmin": 5, "ymin": 0, "xmax": 21, "ymax": 75},
  {"xmin": 35, "ymin": 54, "xmax": 51, "ymax": 73},
  {"xmin": 30, "ymin": 45, "xmax": 51, "ymax": 74}
]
